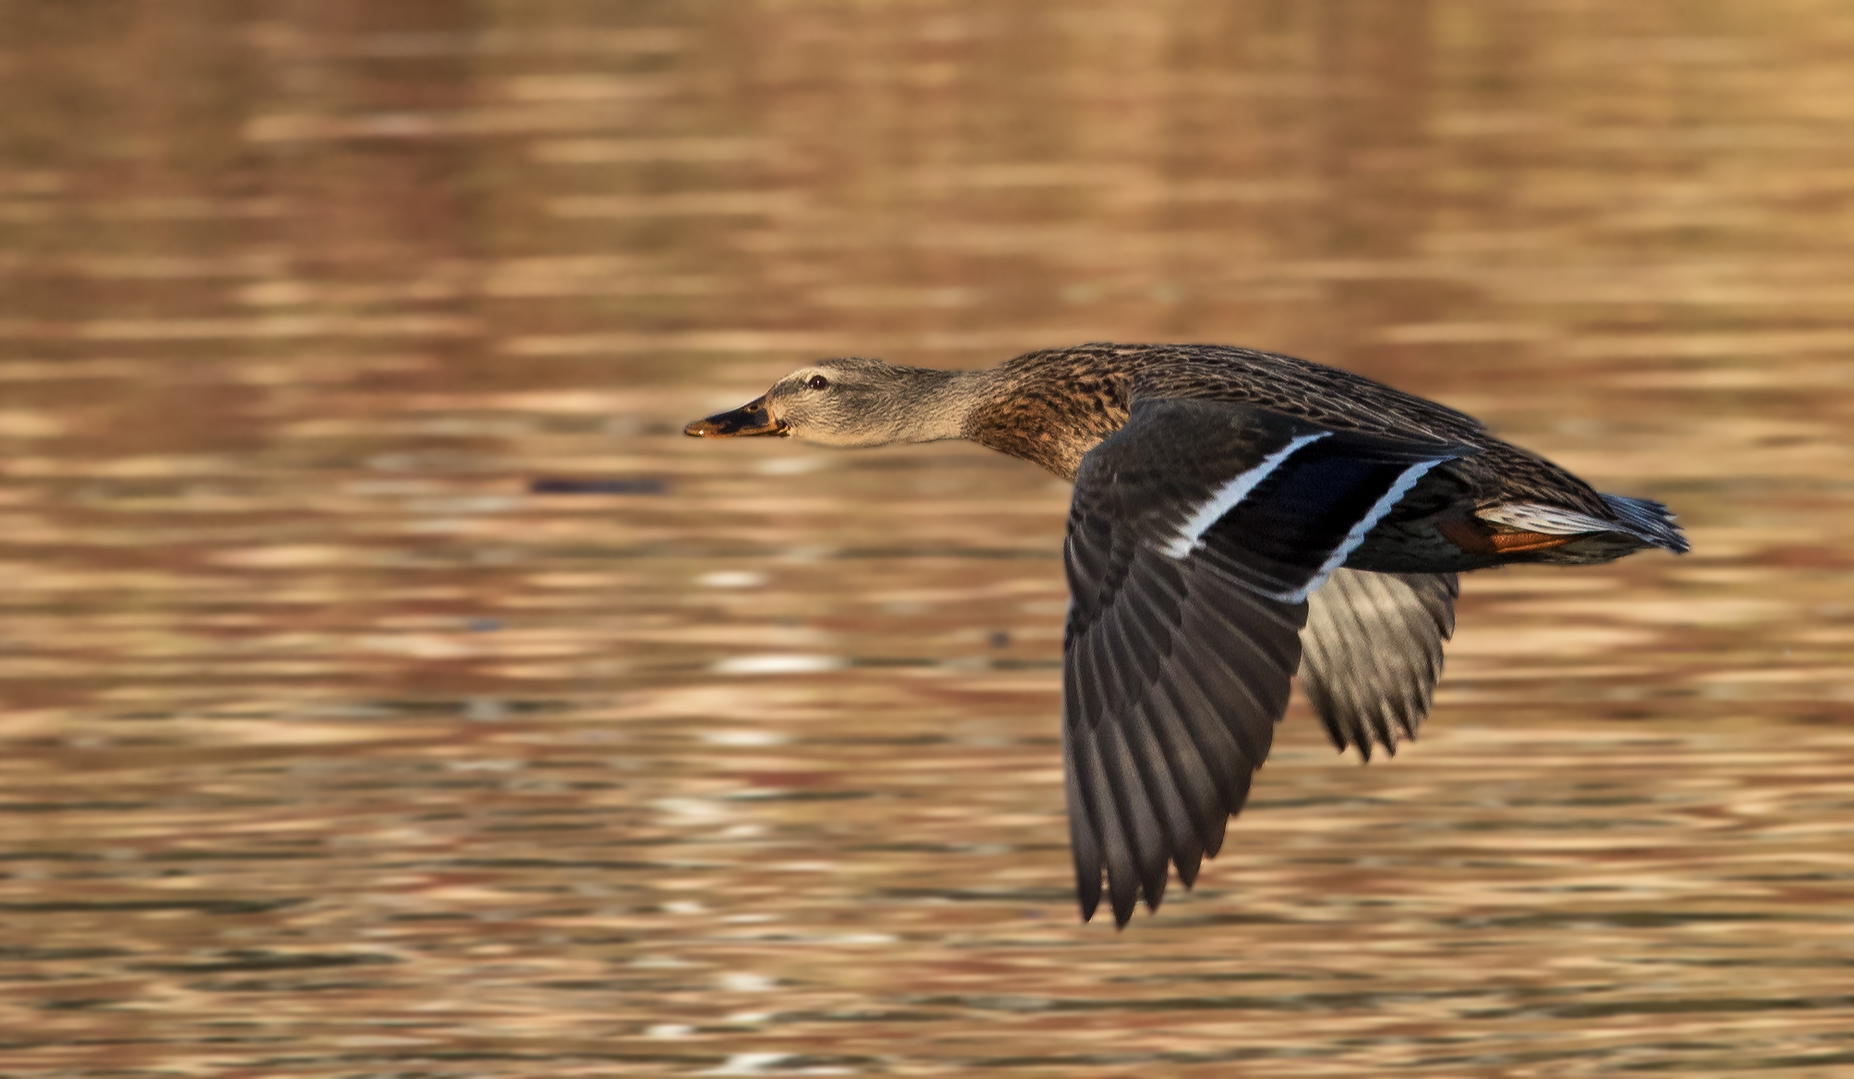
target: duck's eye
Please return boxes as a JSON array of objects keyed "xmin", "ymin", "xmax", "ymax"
[{"xmin": 807, "ymin": 375, "xmax": 830, "ymax": 391}]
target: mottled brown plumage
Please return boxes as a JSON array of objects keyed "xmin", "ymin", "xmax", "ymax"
[{"xmin": 961, "ymin": 346, "xmax": 1134, "ymax": 476}]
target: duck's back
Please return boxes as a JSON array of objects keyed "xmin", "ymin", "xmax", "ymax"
[
  {"xmin": 969, "ymin": 342, "xmax": 1486, "ymax": 479},
  {"xmin": 964, "ymin": 341, "xmax": 1670, "ymax": 554},
  {"xmin": 1126, "ymin": 343, "xmax": 1487, "ymax": 442}
]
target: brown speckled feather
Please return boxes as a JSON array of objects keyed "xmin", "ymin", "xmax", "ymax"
[{"xmin": 963, "ymin": 346, "xmax": 1134, "ymax": 478}]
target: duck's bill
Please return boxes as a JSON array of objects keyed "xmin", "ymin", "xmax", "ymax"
[{"xmin": 683, "ymin": 396, "xmax": 789, "ymax": 437}]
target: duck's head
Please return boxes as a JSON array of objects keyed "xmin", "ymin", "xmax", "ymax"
[{"xmin": 684, "ymin": 357, "xmax": 970, "ymax": 447}]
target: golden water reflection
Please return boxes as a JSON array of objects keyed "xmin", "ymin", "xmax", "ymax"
[{"xmin": 2, "ymin": 2, "xmax": 1853, "ymax": 1075}]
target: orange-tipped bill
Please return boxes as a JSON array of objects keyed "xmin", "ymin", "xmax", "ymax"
[{"xmin": 684, "ymin": 395, "xmax": 788, "ymax": 438}]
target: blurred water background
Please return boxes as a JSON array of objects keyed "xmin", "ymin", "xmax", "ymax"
[{"xmin": 2, "ymin": 2, "xmax": 1853, "ymax": 1076}]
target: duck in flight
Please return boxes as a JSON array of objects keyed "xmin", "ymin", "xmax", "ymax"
[{"xmin": 685, "ymin": 343, "xmax": 1688, "ymax": 928}]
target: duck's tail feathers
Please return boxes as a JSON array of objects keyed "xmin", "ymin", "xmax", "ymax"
[
  {"xmin": 1599, "ymin": 494, "xmax": 1689, "ymax": 554},
  {"xmin": 1477, "ymin": 495, "xmax": 1688, "ymax": 561}
]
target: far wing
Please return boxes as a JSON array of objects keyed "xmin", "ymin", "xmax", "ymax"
[
  {"xmin": 1300, "ymin": 569, "xmax": 1457, "ymax": 760},
  {"xmin": 1063, "ymin": 398, "xmax": 1470, "ymax": 926}
]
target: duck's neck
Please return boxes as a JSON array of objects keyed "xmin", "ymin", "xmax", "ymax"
[
  {"xmin": 887, "ymin": 365, "xmax": 991, "ymax": 444},
  {"xmin": 944, "ymin": 352, "xmax": 1135, "ymax": 478},
  {"xmin": 862, "ymin": 355, "xmax": 1134, "ymax": 479}
]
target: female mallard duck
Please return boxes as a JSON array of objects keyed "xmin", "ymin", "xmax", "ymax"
[{"xmin": 686, "ymin": 342, "xmax": 1687, "ymax": 927}]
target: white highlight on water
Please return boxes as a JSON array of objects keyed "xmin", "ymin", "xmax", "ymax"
[
  {"xmin": 698, "ymin": 569, "xmax": 769, "ymax": 588},
  {"xmin": 713, "ymin": 654, "xmax": 847, "ymax": 675}
]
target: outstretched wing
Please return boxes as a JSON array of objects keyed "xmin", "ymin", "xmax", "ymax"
[
  {"xmin": 1063, "ymin": 398, "xmax": 1471, "ymax": 926},
  {"xmin": 1300, "ymin": 569, "xmax": 1457, "ymax": 760}
]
